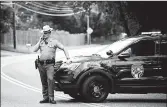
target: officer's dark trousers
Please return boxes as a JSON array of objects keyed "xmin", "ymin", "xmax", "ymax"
[{"xmin": 38, "ymin": 63, "xmax": 55, "ymax": 100}]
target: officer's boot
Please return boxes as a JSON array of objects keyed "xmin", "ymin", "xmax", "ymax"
[
  {"xmin": 49, "ymin": 97, "xmax": 56, "ymax": 104},
  {"xmin": 39, "ymin": 98, "xmax": 49, "ymax": 103}
]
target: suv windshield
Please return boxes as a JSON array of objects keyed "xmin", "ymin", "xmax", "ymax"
[{"xmin": 96, "ymin": 38, "xmax": 139, "ymax": 58}]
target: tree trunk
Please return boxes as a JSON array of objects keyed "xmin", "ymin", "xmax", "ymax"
[{"xmin": 118, "ymin": 1, "xmax": 131, "ymax": 37}]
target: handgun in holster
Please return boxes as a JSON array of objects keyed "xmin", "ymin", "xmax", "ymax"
[
  {"xmin": 35, "ymin": 56, "xmax": 39, "ymax": 69},
  {"xmin": 52, "ymin": 57, "xmax": 55, "ymax": 65}
]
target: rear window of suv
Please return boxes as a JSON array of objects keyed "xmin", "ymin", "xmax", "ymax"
[{"xmin": 130, "ymin": 40, "xmax": 156, "ymax": 56}]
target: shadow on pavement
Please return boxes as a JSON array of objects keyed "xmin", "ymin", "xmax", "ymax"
[
  {"xmin": 105, "ymin": 98, "xmax": 167, "ymax": 103},
  {"xmin": 55, "ymin": 98, "xmax": 167, "ymax": 103},
  {"xmin": 57, "ymin": 99, "xmax": 84, "ymax": 103}
]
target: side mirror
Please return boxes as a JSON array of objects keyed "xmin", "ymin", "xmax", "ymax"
[
  {"xmin": 106, "ymin": 50, "xmax": 113, "ymax": 56},
  {"xmin": 118, "ymin": 53, "xmax": 130, "ymax": 60}
]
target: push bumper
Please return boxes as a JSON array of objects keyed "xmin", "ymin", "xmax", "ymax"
[{"xmin": 54, "ymin": 82, "xmax": 79, "ymax": 94}]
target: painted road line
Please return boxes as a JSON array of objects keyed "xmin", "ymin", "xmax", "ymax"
[
  {"xmin": 1, "ymin": 71, "xmax": 108, "ymax": 107},
  {"xmin": 2, "ymin": 75, "xmax": 106, "ymax": 107}
]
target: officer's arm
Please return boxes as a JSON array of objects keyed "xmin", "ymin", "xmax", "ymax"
[
  {"xmin": 55, "ymin": 40, "xmax": 70, "ymax": 60},
  {"xmin": 29, "ymin": 39, "xmax": 41, "ymax": 53},
  {"xmin": 30, "ymin": 41, "xmax": 40, "ymax": 52},
  {"xmin": 29, "ymin": 36, "xmax": 43, "ymax": 53}
]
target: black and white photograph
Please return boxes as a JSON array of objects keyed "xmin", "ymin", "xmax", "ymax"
[{"xmin": 1, "ymin": 1, "xmax": 167, "ymax": 107}]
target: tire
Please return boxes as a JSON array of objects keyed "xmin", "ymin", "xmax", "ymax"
[
  {"xmin": 68, "ymin": 93, "xmax": 83, "ymax": 100},
  {"xmin": 81, "ymin": 75, "xmax": 109, "ymax": 102}
]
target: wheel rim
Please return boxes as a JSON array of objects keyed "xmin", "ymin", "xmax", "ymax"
[{"xmin": 89, "ymin": 81, "xmax": 105, "ymax": 98}]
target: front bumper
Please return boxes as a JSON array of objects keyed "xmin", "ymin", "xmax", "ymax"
[
  {"xmin": 54, "ymin": 72, "xmax": 79, "ymax": 93},
  {"xmin": 55, "ymin": 82, "xmax": 79, "ymax": 94}
]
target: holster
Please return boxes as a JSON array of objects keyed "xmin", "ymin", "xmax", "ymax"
[
  {"xmin": 35, "ymin": 59, "xmax": 38, "ymax": 69},
  {"xmin": 35, "ymin": 55, "xmax": 40, "ymax": 69},
  {"xmin": 52, "ymin": 58, "xmax": 55, "ymax": 65}
]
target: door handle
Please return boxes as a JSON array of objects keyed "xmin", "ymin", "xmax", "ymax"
[
  {"xmin": 145, "ymin": 61, "xmax": 152, "ymax": 64},
  {"xmin": 145, "ymin": 60, "xmax": 157, "ymax": 65}
]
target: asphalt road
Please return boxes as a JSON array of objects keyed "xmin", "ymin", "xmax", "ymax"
[{"xmin": 1, "ymin": 47, "xmax": 167, "ymax": 107}]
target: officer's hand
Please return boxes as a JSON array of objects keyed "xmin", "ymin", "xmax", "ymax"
[{"xmin": 39, "ymin": 35, "xmax": 44, "ymax": 42}]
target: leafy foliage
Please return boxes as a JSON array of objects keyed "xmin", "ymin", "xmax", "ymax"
[
  {"xmin": 1, "ymin": 1, "xmax": 141, "ymax": 38},
  {"xmin": 0, "ymin": 4, "xmax": 13, "ymax": 33}
]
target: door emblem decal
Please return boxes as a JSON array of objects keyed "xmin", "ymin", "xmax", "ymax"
[{"xmin": 131, "ymin": 64, "xmax": 144, "ymax": 79}]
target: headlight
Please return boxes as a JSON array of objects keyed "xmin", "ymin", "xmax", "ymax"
[{"xmin": 61, "ymin": 63, "xmax": 81, "ymax": 71}]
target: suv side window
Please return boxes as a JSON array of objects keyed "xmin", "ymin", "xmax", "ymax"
[
  {"xmin": 160, "ymin": 40, "xmax": 167, "ymax": 55},
  {"xmin": 131, "ymin": 40, "xmax": 155, "ymax": 56}
]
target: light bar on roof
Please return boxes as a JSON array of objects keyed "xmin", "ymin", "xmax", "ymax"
[{"xmin": 141, "ymin": 31, "xmax": 161, "ymax": 35}]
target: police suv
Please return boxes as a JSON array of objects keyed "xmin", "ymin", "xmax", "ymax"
[{"xmin": 54, "ymin": 32, "xmax": 167, "ymax": 102}]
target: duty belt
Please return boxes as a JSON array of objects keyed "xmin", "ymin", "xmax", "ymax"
[{"xmin": 39, "ymin": 59, "xmax": 55, "ymax": 65}]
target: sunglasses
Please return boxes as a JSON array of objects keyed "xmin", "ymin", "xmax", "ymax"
[{"xmin": 44, "ymin": 31, "xmax": 51, "ymax": 34}]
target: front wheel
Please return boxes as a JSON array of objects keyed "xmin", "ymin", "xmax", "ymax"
[{"xmin": 81, "ymin": 75, "xmax": 109, "ymax": 102}]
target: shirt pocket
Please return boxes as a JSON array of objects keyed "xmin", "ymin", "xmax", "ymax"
[{"xmin": 48, "ymin": 43, "xmax": 55, "ymax": 48}]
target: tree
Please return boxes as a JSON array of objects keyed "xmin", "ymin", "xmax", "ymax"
[
  {"xmin": 0, "ymin": 3, "xmax": 13, "ymax": 33},
  {"xmin": 1, "ymin": 1, "xmax": 141, "ymax": 38}
]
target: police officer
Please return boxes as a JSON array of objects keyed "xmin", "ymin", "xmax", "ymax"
[{"xmin": 31, "ymin": 25, "xmax": 71, "ymax": 104}]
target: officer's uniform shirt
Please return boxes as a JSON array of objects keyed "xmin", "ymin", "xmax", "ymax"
[{"xmin": 39, "ymin": 38, "xmax": 57, "ymax": 60}]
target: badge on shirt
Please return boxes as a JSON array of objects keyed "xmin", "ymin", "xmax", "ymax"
[{"xmin": 48, "ymin": 40, "xmax": 55, "ymax": 48}]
